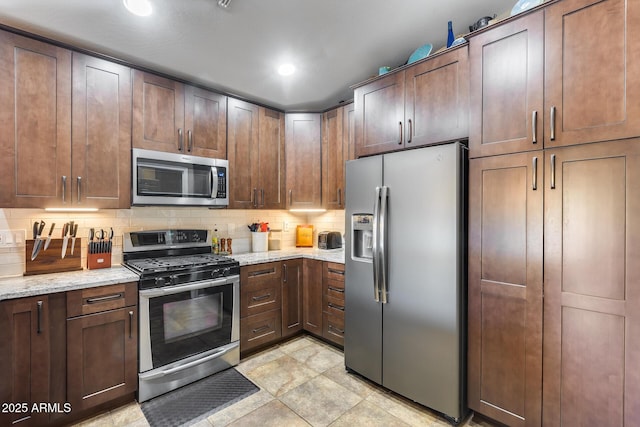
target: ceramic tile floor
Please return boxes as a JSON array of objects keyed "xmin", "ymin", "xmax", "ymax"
[{"xmin": 71, "ymin": 335, "xmax": 499, "ymax": 427}]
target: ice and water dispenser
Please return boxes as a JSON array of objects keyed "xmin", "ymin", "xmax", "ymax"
[{"xmin": 351, "ymin": 214, "xmax": 373, "ymax": 261}]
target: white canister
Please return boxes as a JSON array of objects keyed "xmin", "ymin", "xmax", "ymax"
[{"xmin": 251, "ymin": 232, "xmax": 268, "ymax": 252}]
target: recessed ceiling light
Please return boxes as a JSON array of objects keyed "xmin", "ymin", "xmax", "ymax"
[
  {"xmin": 278, "ymin": 64, "xmax": 296, "ymax": 76},
  {"xmin": 123, "ymin": 0, "xmax": 152, "ymax": 16}
]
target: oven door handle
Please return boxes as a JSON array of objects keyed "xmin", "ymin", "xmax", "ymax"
[
  {"xmin": 139, "ymin": 345, "xmax": 233, "ymax": 380},
  {"xmin": 139, "ymin": 278, "xmax": 231, "ymax": 297}
]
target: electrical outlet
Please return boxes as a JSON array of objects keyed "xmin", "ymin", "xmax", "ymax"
[
  {"xmin": 0, "ymin": 230, "xmax": 15, "ymax": 246},
  {"xmin": 283, "ymin": 221, "xmax": 290, "ymax": 232}
]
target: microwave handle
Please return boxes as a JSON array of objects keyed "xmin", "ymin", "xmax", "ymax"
[{"xmin": 211, "ymin": 166, "xmax": 219, "ymax": 199}]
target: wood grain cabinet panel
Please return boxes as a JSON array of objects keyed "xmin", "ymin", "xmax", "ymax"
[
  {"xmin": 258, "ymin": 107, "xmax": 285, "ymax": 209},
  {"xmin": 303, "ymin": 258, "xmax": 323, "ymax": 336},
  {"xmin": 543, "ymin": 140, "xmax": 640, "ymax": 426},
  {"xmin": 282, "ymin": 259, "xmax": 303, "ymax": 337},
  {"xmin": 184, "ymin": 85, "xmax": 226, "ymax": 158},
  {"xmin": 322, "ymin": 262, "xmax": 345, "ymax": 346},
  {"xmin": 468, "ymin": 151, "xmax": 543, "ymax": 427},
  {"xmin": 285, "ymin": 113, "xmax": 322, "ymax": 209},
  {"xmin": 322, "ymin": 108, "xmax": 345, "ymax": 209},
  {"xmin": 545, "ymin": 0, "xmax": 640, "ymax": 147}
]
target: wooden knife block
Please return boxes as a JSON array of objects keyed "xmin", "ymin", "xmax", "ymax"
[
  {"xmin": 87, "ymin": 250, "xmax": 112, "ymax": 270},
  {"xmin": 24, "ymin": 238, "xmax": 82, "ymax": 276}
]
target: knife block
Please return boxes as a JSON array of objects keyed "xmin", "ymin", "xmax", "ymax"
[
  {"xmin": 87, "ymin": 251, "xmax": 112, "ymax": 270},
  {"xmin": 24, "ymin": 238, "xmax": 82, "ymax": 276}
]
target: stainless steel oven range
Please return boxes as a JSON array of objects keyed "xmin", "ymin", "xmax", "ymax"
[{"xmin": 123, "ymin": 229, "xmax": 240, "ymax": 402}]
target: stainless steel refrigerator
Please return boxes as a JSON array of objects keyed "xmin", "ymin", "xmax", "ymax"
[{"xmin": 345, "ymin": 142, "xmax": 467, "ymax": 423}]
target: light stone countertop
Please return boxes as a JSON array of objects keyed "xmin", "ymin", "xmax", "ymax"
[{"xmin": 0, "ymin": 248, "xmax": 344, "ymax": 301}]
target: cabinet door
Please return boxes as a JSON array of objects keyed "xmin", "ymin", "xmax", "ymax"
[
  {"xmin": 72, "ymin": 53, "xmax": 132, "ymax": 209},
  {"xmin": 468, "ymin": 152, "xmax": 543, "ymax": 427},
  {"xmin": 228, "ymin": 98, "xmax": 260, "ymax": 209},
  {"xmin": 303, "ymin": 258, "xmax": 323, "ymax": 335},
  {"xmin": 282, "ymin": 259, "xmax": 303, "ymax": 337},
  {"xmin": 184, "ymin": 86, "xmax": 227, "ymax": 158},
  {"xmin": 353, "ymin": 72, "xmax": 405, "ymax": 157},
  {"xmin": 469, "ymin": 11, "xmax": 544, "ymax": 158},
  {"xmin": 0, "ymin": 31, "xmax": 71, "ymax": 208},
  {"xmin": 543, "ymin": 140, "xmax": 640, "ymax": 426},
  {"xmin": 258, "ymin": 107, "xmax": 285, "ymax": 209},
  {"xmin": 0, "ymin": 296, "xmax": 50, "ymax": 426},
  {"xmin": 322, "ymin": 107, "xmax": 345, "ymax": 209},
  {"xmin": 132, "ymin": 70, "xmax": 185, "ymax": 152},
  {"xmin": 405, "ymin": 46, "xmax": 469, "ymax": 148},
  {"xmin": 285, "ymin": 113, "xmax": 322, "ymax": 209},
  {"xmin": 67, "ymin": 306, "xmax": 137, "ymax": 410},
  {"xmin": 343, "ymin": 102, "xmax": 356, "ymax": 162},
  {"xmin": 545, "ymin": 0, "xmax": 640, "ymax": 147}
]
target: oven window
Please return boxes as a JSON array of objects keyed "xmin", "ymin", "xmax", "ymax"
[{"xmin": 148, "ymin": 282, "xmax": 233, "ymax": 368}]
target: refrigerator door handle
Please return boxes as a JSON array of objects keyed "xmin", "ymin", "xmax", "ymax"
[
  {"xmin": 372, "ymin": 186, "xmax": 381, "ymax": 302},
  {"xmin": 379, "ymin": 186, "xmax": 389, "ymax": 304}
]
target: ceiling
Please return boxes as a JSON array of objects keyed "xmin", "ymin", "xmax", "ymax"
[{"xmin": 0, "ymin": 0, "xmax": 516, "ymax": 112}]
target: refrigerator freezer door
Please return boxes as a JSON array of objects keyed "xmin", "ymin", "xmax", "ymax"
[
  {"xmin": 344, "ymin": 155, "xmax": 383, "ymax": 384},
  {"xmin": 381, "ymin": 143, "xmax": 465, "ymax": 420}
]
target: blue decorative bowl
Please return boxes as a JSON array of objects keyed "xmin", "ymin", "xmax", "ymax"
[{"xmin": 407, "ymin": 43, "xmax": 433, "ymax": 65}]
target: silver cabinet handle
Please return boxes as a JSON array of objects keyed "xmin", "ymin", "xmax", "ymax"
[
  {"xmin": 248, "ymin": 267, "xmax": 276, "ymax": 277},
  {"xmin": 289, "ymin": 189, "xmax": 293, "ymax": 206},
  {"xmin": 61, "ymin": 176, "xmax": 67, "ymax": 203},
  {"xmin": 187, "ymin": 129, "xmax": 193, "ymax": 152},
  {"xmin": 398, "ymin": 121, "xmax": 403, "ymax": 145},
  {"xmin": 261, "ymin": 189, "xmax": 265, "ymax": 207},
  {"xmin": 129, "ymin": 310, "xmax": 134, "ymax": 339},
  {"xmin": 328, "ymin": 302, "xmax": 345, "ymax": 311},
  {"xmin": 328, "ymin": 324, "xmax": 344, "ymax": 334},
  {"xmin": 550, "ymin": 106, "xmax": 556, "ymax": 141},
  {"xmin": 178, "ymin": 128, "xmax": 184, "ymax": 151},
  {"xmin": 253, "ymin": 188, "xmax": 258, "ymax": 208},
  {"xmin": 407, "ymin": 119, "xmax": 412, "ymax": 143},
  {"xmin": 532, "ymin": 157, "xmax": 538, "ymax": 191},
  {"xmin": 252, "ymin": 325, "xmax": 270, "ymax": 334},
  {"xmin": 372, "ymin": 187, "xmax": 381, "ymax": 302},
  {"xmin": 252, "ymin": 293, "xmax": 272, "ymax": 302},
  {"xmin": 550, "ymin": 154, "xmax": 556, "ymax": 189},
  {"xmin": 36, "ymin": 300, "xmax": 43, "ymax": 334},
  {"xmin": 283, "ymin": 264, "xmax": 288, "ymax": 283},
  {"xmin": 77, "ymin": 176, "xmax": 82, "ymax": 203},
  {"xmin": 532, "ymin": 111, "xmax": 538, "ymax": 144},
  {"xmin": 328, "ymin": 286, "xmax": 344, "ymax": 293},
  {"xmin": 86, "ymin": 293, "xmax": 123, "ymax": 304},
  {"xmin": 338, "ymin": 188, "xmax": 342, "ymax": 207}
]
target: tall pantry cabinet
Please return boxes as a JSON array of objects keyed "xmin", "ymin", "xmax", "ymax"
[{"xmin": 467, "ymin": 0, "xmax": 640, "ymax": 426}]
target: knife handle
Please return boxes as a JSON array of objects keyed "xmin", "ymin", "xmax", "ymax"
[
  {"xmin": 37, "ymin": 221, "xmax": 46, "ymax": 236},
  {"xmin": 62, "ymin": 223, "xmax": 69, "ymax": 238},
  {"xmin": 48, "ymin": 223, "xmax": 56, "ymax": 236},
  {"xmin": 33, "ymin": 222, "xmax": 38, "ymax": 240}
]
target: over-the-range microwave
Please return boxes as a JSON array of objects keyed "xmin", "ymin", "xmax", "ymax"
[{"xmin": 132, "ymin": 148, "xmax": 228, "ymax": 207}]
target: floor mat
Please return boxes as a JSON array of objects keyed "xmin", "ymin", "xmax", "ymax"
[{"xmin": 140, "ymin": 368, "xmax": 260, "ymax": 427}]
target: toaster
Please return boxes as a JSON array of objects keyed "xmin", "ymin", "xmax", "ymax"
[{"xmin": 318, "ymin": 231, "xmax": 342, "ymax": 249}]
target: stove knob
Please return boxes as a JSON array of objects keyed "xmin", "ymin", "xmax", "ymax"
[
  {"xmin": 222, "ymin": 267, "xmax": 232, "ymax": 276},
  {"xmin": 155, "ymin": 277, "xmax": 166, "ymax": 287},
  {"xmin": 211, "ymin": 269, "xmax": 221, "ymax": 278},
  {"xmin": 169, "ymin": 275, "xmax": 178, "ymax": 285}
]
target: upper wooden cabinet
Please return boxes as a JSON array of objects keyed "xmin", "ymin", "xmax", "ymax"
[
  {"xmin": 470, "ymin": 0, "xmax": 640, "ymax": 157},
  {"xmin": 228, "ymin": 99, "xmax": 284, "ymax": 209},
  {"xmin": 133, "ymin": 70, "xmax": 227, "ymax": 158},
  {"xmin": 322, "ymin": 107, "xmax": 345, "ymax": 209},
  {"xmin": 0, "ymin": 31, "xmax": 131, "ymax": 209},
  {"xmin": 354, "ymin": 46, "xmax": 469, "ymax": 157},
  {"xmin": 469, "ymin": 11, "xmax": 544, "ymax": 158},
  {"xmin": 285, "ymin": 113, "xmax": 322, "ymax": 209},
  {"xmin": 0, "ymin": 31, "xmax": 71, "ymax": 208}
]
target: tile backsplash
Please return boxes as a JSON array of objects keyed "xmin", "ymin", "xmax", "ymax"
[{"xmin": 0, "ymin": 208, "xmax": 345, "ymax": 278}]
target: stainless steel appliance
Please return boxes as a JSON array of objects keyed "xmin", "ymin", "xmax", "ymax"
[
  {"xmin": 132, "ymin": 148, "xmax": 228, "ymax": 207},
  {"xmin": 318, "ymin": 231, "xmax": 342, "ymax": 249},
  {"xmin": 345, "ymin": 142, "xmax": 467, "ymax": 423},
  {"xmin": 123, "ymin": 229, "xmax": 239, "ymax": 402}
]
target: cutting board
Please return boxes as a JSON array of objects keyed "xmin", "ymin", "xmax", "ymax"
[{"xmin": 25, "ymin": 238, "xmax": 82, "ymax": 276}]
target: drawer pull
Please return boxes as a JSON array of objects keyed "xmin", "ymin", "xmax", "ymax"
[
  {"xmin": 251, "ymin": 293, "xmax": 272, "ymax": 302},
  {"xmin": 248, "ymin": 268, "xmax": 276, "ymax": 277},
  {"xmin": 252, "ymin": 325, "xmax": 271, "ymax": 334},
  {"xmin": 327, "ymin": 268, "xmax": 344, "ymax": 276},
  {"xmin": 86, "ymin": 293, "xmax": 123, "ymax": 304},
  {"xmin": 129, "ymin": 311, "xmax": 134, "ymax": 339},
  {"xmin": 328, "ymin": 324, "xmax": 344, "ymax": 334},
  {"xmin": 37, "ymin": 300, "xmax": 43, "ymax": 334},
  {"xmin": 328, "ymin": 286, "xmax": 344, "ymax": 293},
  {"xmin": 328, "ymin": 302, "xmax": 345, "ymax": 311}
]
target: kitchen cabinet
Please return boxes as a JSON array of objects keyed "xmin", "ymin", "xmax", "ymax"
[
  {"xmin": 467, "ymin": 151, "xmax": 543, "ymax": 427},
  {"xmin": 285, "ymin": 113, "xmax": 322, "ymax": 209},
  {"xmin": 542, "ymin": 140, "xmax": 640, "ymax": 426},
  {"xmin": 322, "ymin": 262, "xmax": 345, "ymax": 346},
  {"xmin": 281, "ymin": 259, "xmax": 303, "ymax": 337},
  {"xmin": 0, "ymin": 31, "xmax": 71, "ymax": 208},
  {"xmin": 240, "ymin": 262, "xmax": 283, "ymax": 353},
  {"xmin": 469, "ymin": 11, "xmax": 544, "ymax": 158},
  {"xmin": 72, "ymin": 53, "xmax": 132, "ymax": 208},
  {"xmin": 0, "ymin": 31, "xmax": 132, "ymax": 209},
  {"xmin": 133, "ymin": 70, "xmax": 227, "ymax": 158},
  {"xmin": 228, "ymin": 99, "xmax": 285, "ymax": 209},
  {"xmin": 353, "ymin": 46, "xmax": 469, "ymax": 158},
  {"xmin": 66, "ymin": 283, "xmax": 137, "ymax": 412},
  {"xmin": 302, "ymin": 259, "xmax": 323, "ymax": 336},
  {"xmin": 322, "ymin": 107, "xmax": 345, "ymax": 209},
  {"xmin": 0, "ymin": 294, "xmax": 66, "ymax": 426},
  {"xmin": 343, "ymin": 102, "xmax": 356, "ymax": 162}
]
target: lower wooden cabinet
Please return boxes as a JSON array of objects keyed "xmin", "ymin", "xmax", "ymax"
[
  {"xmin": 66, "ymin": 283, "xmax": 137, "ymax": 411},
  {"xmin": 302, "ymin": 259, "xmax": 323, "ymax": 335},
  {"xmin": 240, "ymin": 309, "xmax": 282, "ymax": 351},
  {"xmin": 322, "ymin": 262, "xmax": 345, "ymax": 346},
  {"xmin": 282, "ymin": 259, "xmax": 303, "ymax": 337}
]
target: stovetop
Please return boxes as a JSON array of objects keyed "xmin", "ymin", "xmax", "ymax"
[{"xmin": 124, "ymin": 253, "xmax": 236, "ymax": 274}]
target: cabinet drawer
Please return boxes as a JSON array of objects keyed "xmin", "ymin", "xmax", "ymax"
[
  {"xmin": 323, "ymin": 312, "xmax": 344, "ymax": 346},
  {"xmin": 324, "ymin": 278, "xmax": 345, "ymax": 301},
  {"xmin": 242, "ymin": 262, "xmax": 282, "ymax": 284},
  {"xmin": 323, "ymin": 262, "xmax": 345, "ymax": 282},
  {"xmin": 240, "ymin": 310, "xmax": 282, "ymax": 353},
  {"xmin": 324, "ymin": 294, "xmax": 345, "ymax": 316},
  {"xmin": 67, "ymin": 282, "xmax": 137, "ymax": 317}
]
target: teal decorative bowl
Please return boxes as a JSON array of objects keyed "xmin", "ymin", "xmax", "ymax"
[{"xmin": 407, "ymin": 43, "xmax": 433, "ymax": 65}]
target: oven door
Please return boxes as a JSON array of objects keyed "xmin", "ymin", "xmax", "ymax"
[{"xmin": 138, "ymin": 277, "xmax": 239, "ymax": 373}]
